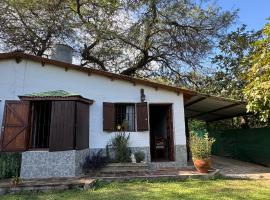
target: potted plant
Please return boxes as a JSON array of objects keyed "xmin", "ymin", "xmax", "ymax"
[{"xmin": 189, "ymin": 132, "xmax": 215, "ymax": 173}]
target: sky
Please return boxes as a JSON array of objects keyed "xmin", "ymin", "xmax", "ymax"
[{"xmin": 217, "ymin": 0, "xmax": 270, "ymax": 31}]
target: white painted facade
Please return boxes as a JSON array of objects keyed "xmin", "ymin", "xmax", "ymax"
[{"xmin": 0, "ymin": 59, "xmax": 186, "ymax": 150}]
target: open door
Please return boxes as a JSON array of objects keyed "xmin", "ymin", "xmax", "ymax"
[
  {"xmin": 149, "ymin": 104, "xmax": 174, "ymax": 161},
  {"xmin": 0, "ymin": 101, "xmax": 30, "ymax": 152}
]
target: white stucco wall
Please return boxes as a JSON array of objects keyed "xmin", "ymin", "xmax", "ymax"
[{"xmin": 0, "ymin": 59, "xmax": 186, "ymax": 149}]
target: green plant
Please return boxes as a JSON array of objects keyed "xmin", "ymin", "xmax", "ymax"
[
  {"xmin": 134, "ymin": 151, "xmax": 145, "ymax": 163},
  {"xmin": 189, "ymin": 132, "xmax": 215, "ymax": 160},
  {"xmin": 110, "ymin": 132, "xmax": 131, "ymax": 163},
  {"xmin": 82, "ymin": 150, "xmax": 108, "ymax": 172},
  {"xmin": 10, "ymin": 176, "xmax": 21, "ymax": 188},
  {"xmin": 0, "ymin": 153, "xmax": 21, "ymax": 179}
]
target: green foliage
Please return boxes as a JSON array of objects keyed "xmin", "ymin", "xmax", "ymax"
[
  {"xmin": 0, "ymin": 0, "xmax": 236, "ymax": 80},
  {"xmin": 0, "ymin": 153, "xmax": 21, "ymax": 179},
  {"xmin": 0, "ymin": 0, "xmax": 74, "ymax": 56},
  {"xmin": 188, "ymin": 119, "xmax": 207, "ymax": 133},
  {"xmin": 82, "ymin": 150, "xmax": 108, "ymax": 171},
  {"xmin": 134, "ymin": 151, "xmax": 145, "ymax": 163},
  {"xmin": 198, "ymin": 25, "xmax": 262, "ymax": 99},
  {"xmin": 110, "ymin": 132, "xmax": 131, "ymax": 163},
  {"xmin": 189, "ymin": 132, "xmax": 215, "ymax": 160},
  {"xmin": 243, "ymin": 21, "xmax": 270, "ymax": 122}
]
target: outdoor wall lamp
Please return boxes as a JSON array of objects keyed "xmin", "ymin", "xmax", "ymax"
[{"xmin": 140, "ymin": 88, "xmax": 146, "ymax": 102}]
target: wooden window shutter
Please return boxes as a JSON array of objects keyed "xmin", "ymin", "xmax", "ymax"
[
  {"xmin": 103, "ymin": 102, "xmax": 115, "ymax": 131},
  {"xmin": 0, "ymin": 101, "xmax": 30, "ymax": 152},
  {"xmin": 136, "ymin": 102, "xmax": 149, "ymax": 131},
  {"xmin": 49, "ymin": 101, "xmax": 75, "ymax": 151},
  {"xmin": 75, "ymin": 102, "xmax": 89, "ymax": 150}
]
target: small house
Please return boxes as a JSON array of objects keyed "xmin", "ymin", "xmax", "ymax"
[{"xmin": 0, "ymin": 50, "xmax": 246, "ymax": 179}]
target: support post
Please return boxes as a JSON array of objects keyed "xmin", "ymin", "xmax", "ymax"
[{"xmin": 185, "ymin": 118, "xmax": 190, "ymax": 161}]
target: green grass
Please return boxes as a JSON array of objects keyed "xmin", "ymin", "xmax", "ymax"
[{"xmin": 2, "ymin": 179, "xmax": 270, "ymax": 200}]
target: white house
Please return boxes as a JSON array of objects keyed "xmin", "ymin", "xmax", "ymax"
[{"xmin": 0, "ymin": 51, "xmax": 197, "ymax": 179}]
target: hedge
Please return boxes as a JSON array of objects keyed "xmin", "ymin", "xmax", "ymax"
[{"xmin": 0, "ymin": 152, "xmax": 22, "ymax": 179}]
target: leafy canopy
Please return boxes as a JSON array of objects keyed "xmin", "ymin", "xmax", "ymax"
[
  {"xmin": 0, "ymin": 0, "xmax": 74, "ymax": 56},
  {"xmin": 0, "ymin": 0, "xmax": 236, "ymax": 83},
  {"xmin": 243, "ymin": 21, "xmax": 270, "ymax": 122}
]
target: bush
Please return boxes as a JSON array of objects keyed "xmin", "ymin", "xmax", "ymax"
[
  {"xmin": 82, "ymin": 150, "xmax": 108, "ymax": 172},
  {"xmin": 189, "ymin": 132, "xmax": 215, "ymax": 160},
  {"xmin": 134, "ymin": 151, "xmax": 145, "ymax": 163},
  {"xmin": 0, "ymin": 153, "xmax": 21, "ymax": 179},
  {"xmin": 110, "ymin": 132, "xmax": 131, "ymax": 163}
]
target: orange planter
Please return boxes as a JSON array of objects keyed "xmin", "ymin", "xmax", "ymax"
[{"xmin": 193, "ymin": 158, "xmax": 212, "ymax": 173}]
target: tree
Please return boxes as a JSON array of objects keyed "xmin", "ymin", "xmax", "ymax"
[
  {"xmin": 0, "ymin": 0, "xmax": 236, "ymax": 82},
  {"xmin": 199, "ymin": 25, "xmax": 262, "ymax": 99},
  {"xmin": 69, "ymin": 0, "xmax": 122, "ymax": 70},
  {"xmin": 77, "ymin": 0, "xmax": 236, "ymax": 79},
  {"xmin": 243, "ymin": 21, "xmax": 270, "ymax": 122},
  {"xmin": 0, "ymin": 0, "xmax": 74, "ymax": 56}
]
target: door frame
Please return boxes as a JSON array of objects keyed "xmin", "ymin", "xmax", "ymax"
[{"xmin": 149, "ymin": 103, "xmax": 174, "ymax": 162}]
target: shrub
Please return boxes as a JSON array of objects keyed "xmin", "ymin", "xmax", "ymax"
[
  {"xmin": 0, "ymin": 153, "xmax": 21, "ymax": 179},
  {"xmin": 82, "ymin": 150, "xmax": 108, "ymax": 172},
  {"xmin": 189, "ymin": 132, "xmax": 215, "ymax": 160},
  {"xmin": 134, "ymin": 151, "xmax": 145, "ymax": 163},
  {"xmin": 110, "ymin": 132, "xmax": 131, "ymax": 163}
]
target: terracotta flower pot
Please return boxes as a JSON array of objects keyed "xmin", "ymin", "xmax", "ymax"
[{"xmin": 193, "ymin": 158, "xmax": 212, "ymax": 173}]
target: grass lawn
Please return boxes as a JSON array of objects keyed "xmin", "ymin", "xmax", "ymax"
[{"xmin": 2, "ymin": 178, "xmax": 270, "ymax": 200}]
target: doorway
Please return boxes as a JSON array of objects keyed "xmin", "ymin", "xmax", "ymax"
[
  {"xmin": 149, "ymin": 104, "xmax": 174, "ymax": 162},
  {"xmin": 29, "ymin": 101, "xmax": 52, "ymax": 149}
]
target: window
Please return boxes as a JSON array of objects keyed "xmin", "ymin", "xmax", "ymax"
[
  {"xmin": 115, "ymin": 104, "xmax": 135, "ymax": 131},
  {"xmin": 103, "ymin": 102, "xmax": 148, "ymax": 132},
  {"xmin": 1, "ymin": 96, "xmax": 92, "ymax": 152}
]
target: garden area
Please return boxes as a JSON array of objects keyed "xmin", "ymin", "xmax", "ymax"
[{"xmin": 2, "ymin": 179, "xmax": 270, "ymax": 200}]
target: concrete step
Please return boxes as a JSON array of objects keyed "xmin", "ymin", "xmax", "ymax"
[
  {"xmin": 95, "ymin": 169, "xmax": 221, "ymax": 182},
  {"xmin": 149, "ymin": 162, "xmax": 181, "ymax": 170},
  {"xmin": 100, "ymin": 163, "xmax": 149, "ymax": 173}
]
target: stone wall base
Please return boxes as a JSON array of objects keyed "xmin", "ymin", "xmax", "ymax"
[
  {"xmin": 149, "ymin": 145, "xmax": 187, "ymax": 169},
  {"xmin": 20, "ymin": 149, "xmax": 89, "ymax": 179},
  {"xmin": 90, "ymin": 145, "xmax": 187, "ymax": 169},
  {"xmin": 20, "ymin": 145, "xmax": 187, "ymax": 179},
  {"xmin": 89, "ymin": 146, "xmax": 151, "ymax": 163}
]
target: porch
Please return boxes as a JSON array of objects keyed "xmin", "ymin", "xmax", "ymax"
[{"xmin": 184, "ymin": 93, "xmax": 248, "ymax": 161}]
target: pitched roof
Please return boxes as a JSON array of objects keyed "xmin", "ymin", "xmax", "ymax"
[
  {"xmin": 0, "ymin": 52, "xmax": 196, "ymax": 98},
  {"xmin": 0, "ymin": 52, "xmax": 248, "ymax": 121}
]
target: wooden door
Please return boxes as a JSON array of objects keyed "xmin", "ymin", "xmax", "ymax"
[
  {"xmin": 103, "ymin": 102, "xmax": 115, "ymax": 131},
  {"xmin": 75, "ymin": 102, "xmax": 89, "ymax": 150},
  {"xmin": 166, "ymin": 105, "xmax": 174, "ymax": 161},
  {"xmin": 1, "ymin": 101, "xmax": 30, "ymax": 152},
  {"xmin": 49, "ymin": 101, "xmax": 75, "ymax": 151},
  {"xmin": 136, "ymin": 102, "xmax": 149, "ymax": 131}
]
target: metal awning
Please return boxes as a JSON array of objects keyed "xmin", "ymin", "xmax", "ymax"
[{"xmin": 184, "ymin": 94, "xmax": 247, "ymax": 122}]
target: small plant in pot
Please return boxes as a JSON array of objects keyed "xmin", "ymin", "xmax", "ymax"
[{"xmin": 189, "ymin": 132, "xmax": 215, "ymax": 173}]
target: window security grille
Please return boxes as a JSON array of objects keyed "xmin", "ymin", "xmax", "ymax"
[{"xmin": 115, "ymin": 104, "xmax": 135, "ymax": 131}]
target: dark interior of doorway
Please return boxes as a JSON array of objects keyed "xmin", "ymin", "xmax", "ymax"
[
  {"xmin": 149, "ymin": 104, "xmax": 174, "ymax": 162},
  {"xmin": 29, "ymin": 101, "xmax": 52, "ymax": 149}
]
